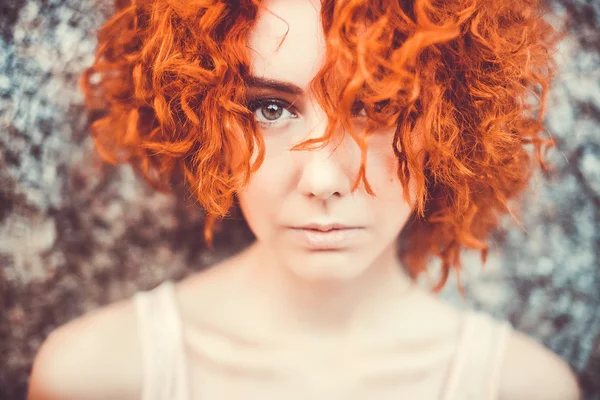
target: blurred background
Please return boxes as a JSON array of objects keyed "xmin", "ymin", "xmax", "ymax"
[{"xmin": 0, "ymin": 0, "xmax": 599, "ymax": 398}]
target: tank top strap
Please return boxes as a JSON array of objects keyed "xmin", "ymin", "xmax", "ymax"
[
  {"xmin": 440, "ymin": 310, "xmax": 478, "ymax": 400},
  {"xmin": 442, "ymin": 310, "xmax": 513, "ymax": 400},
  {"xmin": 134, "ymin": 280, "xmax": 190, "ymax": 400},
  {"xmin": 482, "ymin": 316, "xmax": 512, "ymax": 399}
]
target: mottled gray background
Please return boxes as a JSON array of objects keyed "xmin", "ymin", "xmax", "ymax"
[{"xmin": 0, "ymin": 0, "xmax": 599, "ymax": 399}]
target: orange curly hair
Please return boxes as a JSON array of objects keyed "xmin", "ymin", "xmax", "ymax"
[{"xmin": 81, "ymin": 0, "xmax": 562, "ymax": 290}]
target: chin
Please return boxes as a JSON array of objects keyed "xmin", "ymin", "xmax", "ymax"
[{"xmin": 283, "ymin": 249, "xmax": 372, "ymax": 283}]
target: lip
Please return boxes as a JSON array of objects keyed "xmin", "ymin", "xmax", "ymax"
[
  {"xmin": 288, "ymin": 227, "xmax": 364, "ymax": 250},
  {"xmin": 295, "ymin": 223, "xmax": 360, "ymax": 231}
]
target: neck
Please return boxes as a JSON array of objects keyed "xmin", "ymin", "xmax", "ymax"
[{"xmin": 239, "ymin": 241, "xmax": 415, "ymax": 341}]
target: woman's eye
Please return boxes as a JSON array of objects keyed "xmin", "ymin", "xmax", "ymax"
[
  {"xmin": 350, "ymin": 99, "xmax": 391, "ymax": 119},
  {"xmin": 351, "ymin": 100, "xmax": 367, "ymax": 118},
  {"xmin": 249, "ymin": 99, "xmax": 297, "ymax": 125}
]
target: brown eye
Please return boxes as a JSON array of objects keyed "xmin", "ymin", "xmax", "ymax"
[
  {"xmin": 260, "ymin": 102, "xmax": 284, "ymax": 121},
  {"xmin": 351, "ymin": 100, "xmax": 366, "ymax": 117},
  {"xmin": 248, "ymin": 99, "xmax": 297, "ymax": 125},
  {"xmin": 374, "ymin": 99, "xmax": 390, "ymax": 113}
]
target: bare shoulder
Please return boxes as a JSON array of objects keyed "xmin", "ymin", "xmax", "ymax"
[
  {"xmin": 28, "ymin": 296, "xmax": 142, "ymax": 400},
  {"xmin": 498, "ymin": 329, "xmax": 581, "ymax": 400}
]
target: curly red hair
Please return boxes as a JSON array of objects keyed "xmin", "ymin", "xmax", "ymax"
[{"xmin": 81, "ymin": 0, "xmax": 562, "ymax": 290}]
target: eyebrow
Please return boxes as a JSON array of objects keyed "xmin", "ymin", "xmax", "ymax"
[{"xmin": 246, "ymin": 76, "xmax": 304, "ymax": 96}]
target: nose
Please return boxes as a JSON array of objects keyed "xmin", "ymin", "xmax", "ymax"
[{"xmin": 295, "ymin": 118, "xmax": 357, "ymax": 201}]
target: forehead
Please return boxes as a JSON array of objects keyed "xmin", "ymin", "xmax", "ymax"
[{"xmin": 248, "ymin": 0, "xmax": 325, "ymax": 90}]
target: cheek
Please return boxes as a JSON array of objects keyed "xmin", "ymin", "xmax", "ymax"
[
  {"xmin": 364, "ymin": 133, "xmax": 416, "ymax": 232},
  {"xmin": 366, "ymin": 127, "xmax": 424, "ymax": 207},
  {"xmin": 237, "ymin": 133, "xmax": 285, "ymax": 204},
  {"xmin": 366, "ymin": 133, "xmax": 403, "ymax": 191},
  {"xmin": 237, "ymin": 182, "xmax": 269, "ymax": 240},
  {"xmin": 238, "ymin": 170, "xmax": 274, "ymax": 215},
  {"xmin": 236, "ymin": 155, "xmax": 288, "ymax": 236}
]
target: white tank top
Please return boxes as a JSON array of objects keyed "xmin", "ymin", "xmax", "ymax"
[{"xmin": 134, "ymin": 280, "xmax": 512, "ymax": 400}]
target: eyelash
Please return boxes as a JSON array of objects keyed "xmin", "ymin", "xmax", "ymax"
[
  {"xmin": 246, "ymin": 97, "xmax": 369, "ymax": 127},
  {"xmin": 247, "ymin": 98, "xmax": 298, "ymax": 126}
]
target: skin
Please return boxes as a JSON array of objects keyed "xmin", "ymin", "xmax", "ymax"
[
  {"xmin": 27, "ymin": 1, "xmax": 581, "ymax": 399},
  {"xmin": 234, "ymin": 0, "xmax": 419, "ymax": 337}
]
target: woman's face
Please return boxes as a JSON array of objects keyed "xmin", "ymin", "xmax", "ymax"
[{"xmin": 237, "ymin": 0, "xmax": 416, "ymax": 282}]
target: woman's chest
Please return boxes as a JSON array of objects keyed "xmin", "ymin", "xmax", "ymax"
[{"xmin": 183, "ymin": 332, "xmax": 458, "ymax": 400}]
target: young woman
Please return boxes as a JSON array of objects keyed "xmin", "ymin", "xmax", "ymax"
[{"xmin": 28, "ymin": 0, "xmax": 580, "ymax": 399}]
